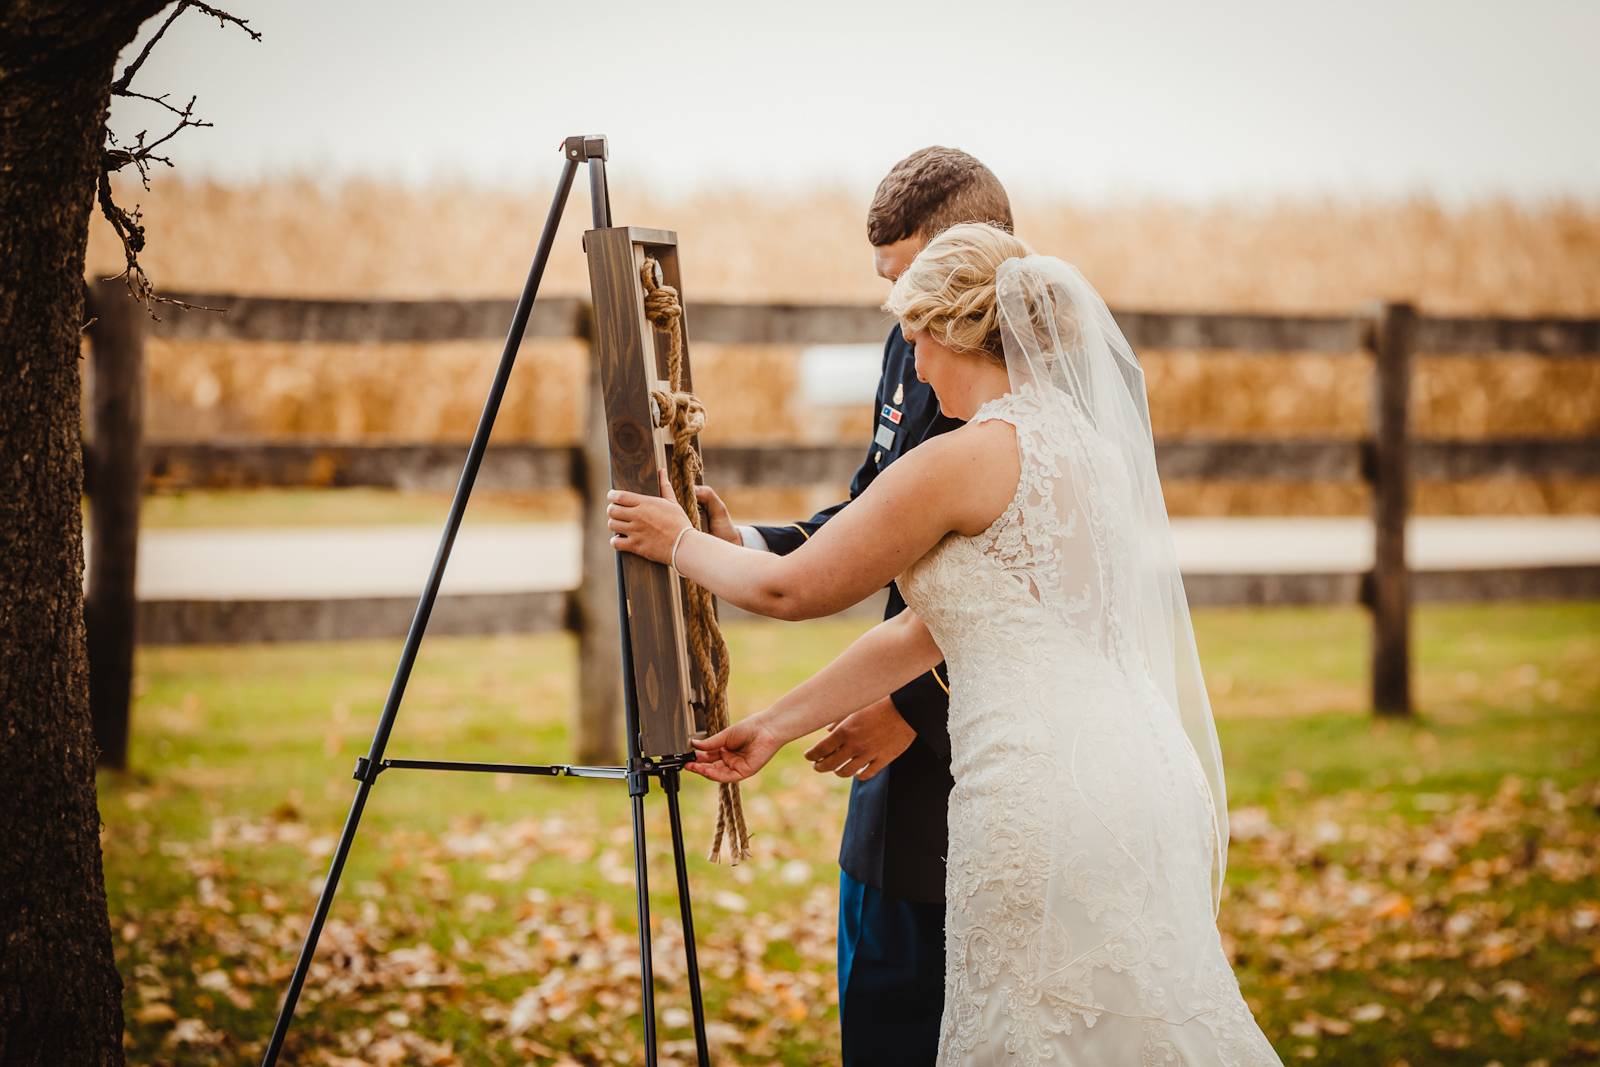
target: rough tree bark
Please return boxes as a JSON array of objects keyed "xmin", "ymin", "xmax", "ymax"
[{"xmin": 0, "ymin": 3, "xmax": 172, "ymax": 1061}]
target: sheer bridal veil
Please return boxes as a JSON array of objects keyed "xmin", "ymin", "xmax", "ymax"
[{"xmin": 995, "ymin": 255, "xmax": 1230, "ymax": 916}]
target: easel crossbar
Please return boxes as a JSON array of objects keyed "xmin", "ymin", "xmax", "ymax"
[
  {"xmin": 359, "ymin": 756, "xmax": 695, "ymax": 781},
  {"xmin": 375, "ymin": 758, "xmax": 630, "ymax": 780}
]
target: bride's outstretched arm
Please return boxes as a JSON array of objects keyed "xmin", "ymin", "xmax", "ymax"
[
  {"xmin": 687, "ymin": 609, "xmax": 942, "ymax": 784},
  {"xmin": 606, "ymin": 419, "xmax": 1018, "ymax": 620}
]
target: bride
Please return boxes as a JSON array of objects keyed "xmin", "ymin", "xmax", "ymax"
[{"xmin": 607, "ymin": 223, "xmax": 1282, "ymax": 1065}]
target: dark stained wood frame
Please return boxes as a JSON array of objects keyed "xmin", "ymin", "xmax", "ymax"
[{"xmin": 584, "ymin": 226, "xmax": 706, "ymax": 757}]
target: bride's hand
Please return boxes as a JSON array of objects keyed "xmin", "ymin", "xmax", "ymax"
[
  {"xmin": 688, "ymin": 718, "xmax": 784, "ymax": 784},
  {"xmin": 608, "ymin": 470, "xmax": 691, "ymax": 565}
]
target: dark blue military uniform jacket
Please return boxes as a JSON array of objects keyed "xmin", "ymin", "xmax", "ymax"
[{"xmin": 754, "ymin": 324, "xmax": 961, "ymax": 904}]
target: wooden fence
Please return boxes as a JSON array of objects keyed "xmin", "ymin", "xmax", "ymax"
[{"xmin": 82, "ymin": 280, "xmax": 1600, "ymax": 763}]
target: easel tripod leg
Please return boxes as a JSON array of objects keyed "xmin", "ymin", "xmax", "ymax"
[
  {"xmin": 259, "ymin": 780, "xmax": 373, "ymax": 1064},
  {"xmin": 258, "ymin": 155, "xmax": 580, "ymax": 1067},
  {"xmin": 664, "ymin": 767, "xmax": 712, "ymax": 1066},
  {"xmin": 616, "ymin": 538, "xmax": 662, "ymax": 1065},
  {"xmin": 630, "ymin": 781, "xmax": 659, "ymax": 1066}
]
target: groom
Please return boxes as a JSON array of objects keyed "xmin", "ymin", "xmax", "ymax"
[{"xmin": 695, "ymin": 147, "xmax": 1014, "ymax": 1064}]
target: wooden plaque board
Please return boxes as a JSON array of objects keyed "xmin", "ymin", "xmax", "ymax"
[{"xmin": 584, "ymin": 226, "xmax": 713, "ymax": 757}]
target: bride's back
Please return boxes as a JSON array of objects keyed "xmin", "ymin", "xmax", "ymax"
[{"xmin": 898, "ymin": 385, "xmax": 1148, "ymax": 685}]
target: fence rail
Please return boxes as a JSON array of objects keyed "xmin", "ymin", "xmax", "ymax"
[
  {"xmin": 84, "ymin": 436, "xmax": 1600, "ymax": 494},
  {"xmin": 146, "ymin": 290, "xmax": 1600, "ymax": 354},
  {"xmin": 82, "ymin": 281, "xmax": 1600, "ymax": 763}
]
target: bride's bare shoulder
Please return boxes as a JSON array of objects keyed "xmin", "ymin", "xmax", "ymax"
[
  {"xmin": 901, "ymin": 415, "xmax": 1017, "ymax": 465},
  {"xmin": 897, "ymin": 418, "xmax": 1021, "ymax": 535}
]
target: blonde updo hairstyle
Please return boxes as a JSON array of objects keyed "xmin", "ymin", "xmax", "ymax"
[{"xmin": 884, "ymin": 222, "xmax": 1035, "ymax": 363}]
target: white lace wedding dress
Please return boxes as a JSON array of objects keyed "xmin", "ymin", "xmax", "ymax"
[{"xmin": 899, "ymin": 387, "xmax": 1282, "ymax": 1066}]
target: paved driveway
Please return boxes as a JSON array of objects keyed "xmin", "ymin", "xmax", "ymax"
[{"xmin": 104, "ymin": 517, "xmax": 1600, "ymax": 600}]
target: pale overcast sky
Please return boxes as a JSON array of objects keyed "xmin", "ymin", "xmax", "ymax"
[{"xmin": 109, "ymin": 0, "xmax": 1598, "ymax": 203}]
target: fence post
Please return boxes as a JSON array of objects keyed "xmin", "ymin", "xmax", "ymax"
[
  {"xmin": 574, "ymin": 304, "xmax": 624, "ymax": 762},
  {"xmin": 85, "ymin": 279, "xmax": 145, "ymax": 767},
  {"xmin": 1369, "ymin": 301, "xmax": 1415, "ymax": 717}
]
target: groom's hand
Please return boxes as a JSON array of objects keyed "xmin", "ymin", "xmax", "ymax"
[
  {"xmin": 804, "ymin": 697, "xmax": 914, "ymax": 781},
  {"xmin": 693, "ymin": 484, "xmax": 740, "ymax": 545}
]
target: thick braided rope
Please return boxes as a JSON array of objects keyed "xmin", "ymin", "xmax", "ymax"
[{"xmin": 641, "ymin": 259, "xmax": 751, "ymax": 864}]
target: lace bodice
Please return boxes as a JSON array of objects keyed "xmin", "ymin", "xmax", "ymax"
[{"xmin": 896, "ymin": 387, "xmax": 1281, "ymax": 1066}]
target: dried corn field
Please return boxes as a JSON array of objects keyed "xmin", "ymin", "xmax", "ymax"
[{"xmin": 86, "ymin": 178, "xmax": 1600, "ymax": 516}]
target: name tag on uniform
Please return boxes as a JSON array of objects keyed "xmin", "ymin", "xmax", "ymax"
[{"xmin": 874, "ymin": 424, "xmax": 896, "ymax": 450}]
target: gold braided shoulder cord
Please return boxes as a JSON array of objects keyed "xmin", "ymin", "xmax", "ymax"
[{"xmin": 640, "ymin": 258, "xmax": 751, "ymax": 864}]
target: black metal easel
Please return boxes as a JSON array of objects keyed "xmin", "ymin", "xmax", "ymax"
[{"xmin": 260, "ymin": 135, "xmax": 711, "ymax": 1067}]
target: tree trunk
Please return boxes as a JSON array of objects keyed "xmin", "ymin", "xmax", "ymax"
[{"xmin": 0, "ymin": 3, "xmax": 170, "ymax": 1062}]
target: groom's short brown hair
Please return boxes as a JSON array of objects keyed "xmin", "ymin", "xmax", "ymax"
[{"xmin": 867, "ymin": 147, "xmax": 1014, "ymax": 247}]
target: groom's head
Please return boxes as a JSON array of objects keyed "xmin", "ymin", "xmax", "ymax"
[{"xmin": 868, "ymin": 147, "xmax": 1013, "ymax": 283}]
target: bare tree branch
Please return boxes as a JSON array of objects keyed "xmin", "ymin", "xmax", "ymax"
[
  {"xmin": 184, "ymin": 2, "xmax": 261, "ymax": 40},
  {"xmin": 115, "ymin": 88, "xmax": 196, "ymax": 119},
  {"xmin": 111, "ymin": 1, "xmax": 259, "ymax": 94},
  {"xmin": 109, "ymin": 4, "xmax": 185, "ymax": 94},
  {"xmin": 104, "ymin": 94, "xmax": 211, "ymax": 187},
  {"xmin": 98, "ymin": 1, "xmax": 258, "ymax": 317}
]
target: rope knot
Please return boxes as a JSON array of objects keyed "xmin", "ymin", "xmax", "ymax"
[
  {"xmin": 643, "ymin": 284, "xmax": 682, "ymax": 329},
  {"xmin": 650, "ymin": 388, "xmax": 708, "ymax": 468}
]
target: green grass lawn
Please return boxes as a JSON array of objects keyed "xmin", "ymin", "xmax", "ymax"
[{"xmin": 100, "ymin": 602, "xmax": 1600, "ymax": 1065}]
